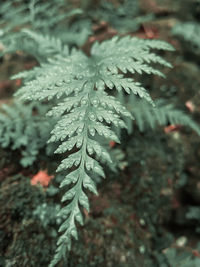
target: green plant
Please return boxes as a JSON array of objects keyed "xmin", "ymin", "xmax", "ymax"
[
  {"xmin": 13, "ymin": 35, "xmax": 179, "ymax": 266},
  {"xmin": 186, "ymin": 207, "xmax": 200, "ymax": 233},
  {"xmin": 124, "ymin": 95, "xmax": 200, "ymax": 134},
  {"xmin": 172, "ymin": 22, "xmax": 200, "ymax": 54},
  {"xmin": 164, "ymin": 248, "xmax": 200, "ymax": 267},
  {"xmin": 0, "ymin": 101, "xmax": 54, "ymax": 167},
  {"xmin": 1, "ymin": 2, "xmax": 200, "ymax": 266},
  {"xmin": 89, "ymin": 0, "xmax": 154, "ymax": 33},
  {"xmin": 0, "ymin": 0, "xmax": 85, "ymax": 58}
]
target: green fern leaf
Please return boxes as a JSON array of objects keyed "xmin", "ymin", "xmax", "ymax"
[{"xmin": 14, "ymin": 35, "xmax": 173, "ymax": 266}]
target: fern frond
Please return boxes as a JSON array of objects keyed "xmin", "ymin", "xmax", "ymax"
[
  {"xmin": 172, "ymin": 21, "xmax": 200, "ymax": 54},
  {"xmin": 88, "ymin": 0, "xmax": 154, "ymax": 34},
  {"xmin": 0, "ymin": 0, "xmax": 83, "ymax": 59},
  {"xmin": 14, "ymin": 35, "xmax": 173, "ymax": 266},
  {"xmin": 127, "ymin": 95, "xmax": 200, "ymax": 135},
  {"xmin": 0, "ymin": 101, "xmax": 54, "ymax": 167}
]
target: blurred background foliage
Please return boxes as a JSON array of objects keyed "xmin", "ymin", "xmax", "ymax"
[{"xmin": 0, "ymin": 0, "xmax": 200, "ymax": 266}]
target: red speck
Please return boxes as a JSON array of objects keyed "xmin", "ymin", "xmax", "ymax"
[
  {"xmin": 143, "ymin": 25, "xmax": 159, "ymax": 39},
  {"xmin": 15, "ymin": 79, "xmax": 21, "ymax": 87},
  {"xmin": 31, "ymin": 170, "xmax": 54, "ymax": 187},
  {"xmin": 192, "ymin": 250, "xmax": 200, "ymax": 258},
  {"xmin": 164, "ymin": 125, "xmax": 181, "ymax": 134},
  {"xmin": 109, "ymin": 141, "xmax": 116, "ymax": 148}
]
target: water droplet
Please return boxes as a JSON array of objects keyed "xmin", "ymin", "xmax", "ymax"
[
  {"xmin": 77, "ymin": 127, "xmax": 83, "ymax": 133},
  {"xmin": 81, "ymin": 99, "xmax": 87, "ymax": 105},
  {"xmin": 89, "ymin": 113, "xmax": 96, "ymax": 121},
  {"xmin": 69, "ymin": 130, "xmax": 74, "ymax": 135},
  {"xmin": 89, "ymin": 128, "xmax": 95, "ymax": 136},
  {"xmin": 65, "ymin": 79, "xmax": 71, "ymax": 84},
  {"xmin": 107, "ymin": 81, "xmax": 113, "ymax": 88},
  {"xmin": 92, "ymin": 99, "xmax": 99, "ymax": 107},
  {"xmin": 76, "ymin": 140, "xmax": 82, "ymax": 148},
  {"xmin": 98, "ymin": 115, "xmax": 103, "ymax": 122},
  {"xmin": 68, "ymin": 144, "xmax": 73, "ymax": 150},
  {"xmin": 87, "ymin": 148, "xmax": 93, "ymax": 155},
  {"xmin": 56, "ymin": 81, "xmax": 63, "ymax": 86},
  {"xmin": 86, "ymin": 163, "xmax": 92, "ymax": 170},
  {"xmin": 75, "ymin": 160, "xmax": 80, "ymax": 166}
]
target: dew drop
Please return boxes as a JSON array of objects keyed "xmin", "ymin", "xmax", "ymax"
[
  {"xmin": 75, "ymin": 160, "xmax": 80, "ymax": 166},
  {"xmin": 77, "ymin": 127, "xmax": 83, "ymax": 133},
  {"xmin": 56, "ymin": 81, "xmax": 63, "ymax": 86},
  {"xmin": 76, "ymin": 140, "xmax": 82, "ymax": 148},
  {"xmin": 65, "ymin": 79, "xmax": 71, "ymax": 84},
  {"xmin": 81, "ymin": 99, "xmax": 87, "ymax": 105},
  {"xmin": 89, "ymin": 128, "xmax": 95, "ymax": 136},
  {"xmin": 87, "ymin": 148, "xmax": 93, "ymax": 155},
  {"xmin": 86, "ymin": 162, "xmax": 93, "ymax": 170},
  {"xmin": 92, "ymin": 99, "xmax": 99, "ymax": 107},
  {"xmin": 89, "ymin": 113, "xmax": 96, "ymax": 121},
  {"xmin": 68, "ymin": 144, "xmax": 73, "ymax": 150},
  {"xmin": 107, "ymin": 82, "xmax": 113, "ymax": 88},
  {"xmin": 98, "ymin": 115, "xmax": 103, "ymax": 122}
]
